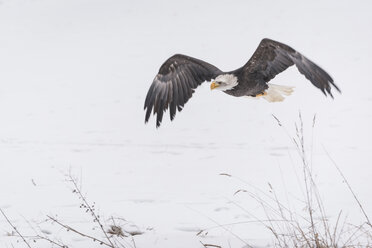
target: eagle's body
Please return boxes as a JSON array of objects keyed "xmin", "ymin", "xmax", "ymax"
[{"xmin": 144, "ymin": 38, "xmax": 340, "ymax": 127}]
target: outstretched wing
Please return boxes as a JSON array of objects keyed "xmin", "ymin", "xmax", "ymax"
[
  {"xmin": 243, "ymin": 38, "xmax": 340, "ymax": 96},
  {"xmin": 144, "ymin": 54, "xmax": 222, "ymax": 127}
]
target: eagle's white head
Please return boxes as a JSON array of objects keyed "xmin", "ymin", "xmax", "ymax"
[{"xmin": 210, "ymin": 74, "xmax": 238, "ymax": 91}]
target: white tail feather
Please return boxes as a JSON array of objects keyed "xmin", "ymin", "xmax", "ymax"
[{"xmin": 263, "ymin": 84, "xmax": 294, "ymax": 102}]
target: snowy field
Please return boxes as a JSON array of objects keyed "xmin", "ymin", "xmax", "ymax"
[{"xmin": 1, "ymin": 0, "xmax": 372, "ymax": 247}]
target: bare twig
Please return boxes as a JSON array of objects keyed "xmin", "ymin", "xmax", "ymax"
[
  {"xmin": 33, "ymin": 235, "xmax": 67, "ymax": 248},
  {"xmin": 272, "ymin": 114, "xmax": 282, "ymax": 126},
  {"xmin": 0, "ymin": 208, "xmax": 32, "ymax": 248},
  {"xmin": 47, "ymin": 215, "xmax": 113, "ymax": 247},
  {"xmin": 219, "ymin": 173, "xmax": 231, "ymax": 177},
  {"xmin": 200, "ymin": 241, "xmax": 222, "ymax": 248},
  {"xmin": 67, "ymin": 173, "xmax": 115, "ymax": 247}
]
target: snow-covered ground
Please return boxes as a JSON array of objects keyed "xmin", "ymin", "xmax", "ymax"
[{"xmin": 1, "ymin": 0, "xmax": 371, "ymax": 247}]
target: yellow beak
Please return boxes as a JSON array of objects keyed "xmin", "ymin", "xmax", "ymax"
[{"xmin": 210, "ymin": 82, "xmax": 219, "ymax": 90}]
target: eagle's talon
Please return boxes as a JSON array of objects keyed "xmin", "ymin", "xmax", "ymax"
[{"xmin": 255, "ymin": 92, "xmax": 267, "ymax": 97}]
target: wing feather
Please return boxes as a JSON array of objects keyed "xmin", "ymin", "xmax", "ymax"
[
  {"xmin": 243, "ymin": 38, "xmax": 340, "ymax": 96},
  {"xmin": 175, "ymin": 75, "xmax": 185, "ymax": 108},
  {"xmin": 144, "ymin": 54, "xmax": 222, "ymax": 127}
]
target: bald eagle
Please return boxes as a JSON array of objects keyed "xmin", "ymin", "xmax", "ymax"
[{"xmin": 144, "ymin": 38, "xmax": 340, "ymax": 127}]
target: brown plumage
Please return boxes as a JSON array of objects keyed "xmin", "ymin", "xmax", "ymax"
[{"xmin": 144, "ymin": 38, "xmax": 340, "ymax": 127}]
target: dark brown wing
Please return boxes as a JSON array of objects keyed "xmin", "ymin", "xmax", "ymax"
[
  {"xmin": 144, "ymin": 54, "xmax": 222, "ymax": 127},
  {"xmin": 243, "ymin": 38, "xmax": 340, "ymax": 96}
]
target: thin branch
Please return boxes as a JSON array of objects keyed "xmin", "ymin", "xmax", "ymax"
[
  {"xmin": 14, "ymin": 235, "xmax": 67, "ymax": 248},
  {"xmin": 0, "ymin": 208, "xmax": 32, "ymax": 248},
  {"xmin": 67, "ymin": 174, "xmax": 115, "ymax": 246},
  {"xmin": 35, "ymin": 235, "xmax": 67, "ymax": 248},
  {"xmin": 200, "ymin": 241, "xmax": 222, "ymax": 248},
  {"xmin": 47, "ymin": 215, "xmax": 113, "ymax": 247}
]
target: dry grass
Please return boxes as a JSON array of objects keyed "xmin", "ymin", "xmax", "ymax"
[
  {"xmin": 1, "ymin": 173, "xmax": 141, "ymax": 248},
  {"xmin": 216, "ymin": 113, "xmax": 372, "ymax": 248}
]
